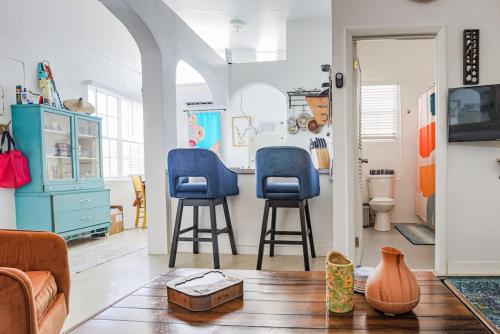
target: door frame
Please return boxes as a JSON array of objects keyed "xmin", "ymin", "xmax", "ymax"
[{"xmin": 340, "ymin": 26, "xmax": 447, "ymax": 275}]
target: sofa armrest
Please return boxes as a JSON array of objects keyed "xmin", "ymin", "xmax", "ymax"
[
  {"xmin": 0, "ymin": 267, "xmax": 37, "ymax": 334},
  {"xmin": 0, "ymin": 230, "xmax": 70, "ymax": 310}
]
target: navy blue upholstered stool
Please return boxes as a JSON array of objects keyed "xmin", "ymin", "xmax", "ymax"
[
  {"xmin": 167, "ymin": 148, "xmax": 238, "ymax": 269},
  {"xmin": 255, "ymin": 147, "xmax": 320, "ymax": 271}
]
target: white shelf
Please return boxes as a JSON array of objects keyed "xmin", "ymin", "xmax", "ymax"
[
  {"xmin": 46, "ymin": 155, "xmax": 71, "ymax": 159},
  {"xmin": 44, "ymin": 129, "xmax": 70, "ymax": 135},
  {"xmin": 78, "ymin": 134, "xmax": 97, "ymax": 139}
]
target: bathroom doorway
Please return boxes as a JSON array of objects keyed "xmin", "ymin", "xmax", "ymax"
[{"xmin": 353, "ymin": 37, "xmax": 437, "ymax": 270}]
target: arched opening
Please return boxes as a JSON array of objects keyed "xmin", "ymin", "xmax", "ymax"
[
  {"xmin": 175, "ymin": 60, "xmax": 215, "ymax": 150},
  {"xmin": 226, "ymin": 83, "xmax": 287, "ymax": 168}
]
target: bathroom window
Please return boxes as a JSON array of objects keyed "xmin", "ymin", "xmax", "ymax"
[
  {"xmin": 88, "ymin": 86, "xmax": 144, "ymax": 178},
  {"xmin": 361, "ymin": 84, "xmax": 399, "ymax": 141}
]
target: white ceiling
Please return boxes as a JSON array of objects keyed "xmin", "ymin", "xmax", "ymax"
[{"xmin": 163, "ymin": 0, "xmax": 330, "ymax": 57}]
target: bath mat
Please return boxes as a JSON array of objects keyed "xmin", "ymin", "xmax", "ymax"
[
  {"xmin": 444, "ymin": 277, "xmax": 500, "ymax": 333},
  {"xmin": 394, "ymin": 223, "xmax": 435, "ymax": 245}
]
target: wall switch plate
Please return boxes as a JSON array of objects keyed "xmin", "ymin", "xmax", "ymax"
[{"xmin": 335, "ymin": 73, "xmax": 344, "ymax": 88}]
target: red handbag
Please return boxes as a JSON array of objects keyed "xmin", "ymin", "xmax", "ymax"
[{"xmin": 0, "ymin": 131, "xmax": 31, "ymax": 188}]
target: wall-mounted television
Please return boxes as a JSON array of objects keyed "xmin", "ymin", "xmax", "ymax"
[{"xmin": 448, "ymin": 84, "xmax": 500, "ymax": 142}]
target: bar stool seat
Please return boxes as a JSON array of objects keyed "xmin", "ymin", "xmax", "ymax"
[
  {"xmin": 264, "ymin": 182, "xmax": 300, "ymax": 199},
  {"xmin": 176, "ymin": 182, "xmax": 207, "ymax": 194},
  {"xmin": 167, "ymin": 149, "xmax": 238, "ymax": 269},
  {"xmin": 256, "ymin": 146, "xmax": 320, "ymax": 271}
]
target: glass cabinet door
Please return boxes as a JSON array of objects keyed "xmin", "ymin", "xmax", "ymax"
[
  {"xmin": 43, "ymin": 112, "xmax": 74, "ymax": 181},
  {"xmin": 76, "ymin": 118, "xmax": 101, "ymax": 179}
]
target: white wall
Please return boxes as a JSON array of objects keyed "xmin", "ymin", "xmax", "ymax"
[
  {"xmin": 224, "ymin": 84, "xmax": 288, "ymax": 168},
  {"xmin": 358, "ymin": 39, "xmax": 436, "ymax": 223},
  {"xmin": 171, "ymin": 174, "xmax": 333, "ymax": 256},
  {"xmin": 223, "ymin": 20, "xmax": 332, "ymax": 168},
  {"xmin": 0, "ymin": 0, "xmax": 141, "ymax": 229},
  {"xmin": 332, "ymin": 0, "xmax": 500, "ymax": 274},
  {"xmin": 230, "ymin": 20, "xmax": 332, "ymax": 95}
]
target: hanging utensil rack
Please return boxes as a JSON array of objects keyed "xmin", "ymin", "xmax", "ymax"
[{"xmin": 286, "ymin": 89, "xmax": 323, "ymax": 107}]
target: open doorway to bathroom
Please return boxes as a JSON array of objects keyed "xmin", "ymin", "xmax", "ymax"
[{"xmin": 354, "ymin": 37, "xmax": 437, "ymax": 270}]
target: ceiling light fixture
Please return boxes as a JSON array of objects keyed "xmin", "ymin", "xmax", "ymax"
[{"xmin": 230, "ymin": 20, "xmax": 246, "ymax": 32}]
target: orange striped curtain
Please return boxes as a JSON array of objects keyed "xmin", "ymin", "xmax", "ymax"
[{"xmin": 416, "ymin": 85, "xmax": 436, "ymax": 224}]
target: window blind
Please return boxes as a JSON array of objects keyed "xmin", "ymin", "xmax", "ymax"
[
  {"xmin": 361, "ymin": 84, "xmax": 399, "ymax": 141},
  {"xmin": 88, "ymin": 86, "xmax": 144, "ymax": 178}
]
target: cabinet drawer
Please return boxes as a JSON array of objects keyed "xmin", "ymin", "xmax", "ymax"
[
  {"xmin": 54, "ymin": 206, "xmax": 110, "ymax": 233},
  {"xmin": 44, "ymin": 184, "xmax": 79, "ymax": 192},
  {"xmin": 53, "ymin": 190, "xmax": 109, "ymax": 213}
]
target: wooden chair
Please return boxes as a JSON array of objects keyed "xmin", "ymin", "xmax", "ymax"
[{"xmin": 132, "ymin": 175, "xmax": 147, "ymax": 229}]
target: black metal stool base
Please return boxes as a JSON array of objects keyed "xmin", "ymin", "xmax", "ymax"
[
  {"xmin": 169, "ymin": 197, "xmax": 237, "ymax": 269},
  {"xmin": 256, "ymin": 199, "xmax": 316, "ymax": 271}
]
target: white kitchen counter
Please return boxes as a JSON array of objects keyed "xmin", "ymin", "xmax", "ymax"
[{"xmin": 170, "ymin": 171, "xmax": 333, "ymax": 256}]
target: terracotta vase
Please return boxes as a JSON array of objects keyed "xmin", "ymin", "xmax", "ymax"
[
  {"xmin": 364, "ymin": 247, "xmax": 420, "ymax": 315},
  {"xmin": 326, "ymin": 250, "xmax": 354, "ymax": 313}
]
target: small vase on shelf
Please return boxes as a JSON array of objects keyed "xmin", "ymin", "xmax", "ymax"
[{"xmin": 365, "ymin": 246, "xmax": 420, "ymax": 315}]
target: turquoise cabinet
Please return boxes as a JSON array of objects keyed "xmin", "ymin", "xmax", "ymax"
[{"xmin": 12, "ymin": 105, "xmax": 110, "ymax": 239}]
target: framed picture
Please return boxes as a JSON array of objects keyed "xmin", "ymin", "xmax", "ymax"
[{"xmin": 232, "ymin": 116, "xmax": 252, "ymax": 147}]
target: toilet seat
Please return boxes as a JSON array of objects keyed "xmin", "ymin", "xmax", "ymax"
[{"xmin": 369, "ymin": 197, "xmax": 395, "ymax": 205}]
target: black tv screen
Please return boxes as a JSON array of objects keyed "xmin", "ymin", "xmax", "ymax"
[{"xmin": 448, "ymin": 84, "xmax": 500, "ymax": 142}]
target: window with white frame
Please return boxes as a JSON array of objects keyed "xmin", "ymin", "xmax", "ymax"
[
  {"xmin": 361, "ymin": 84, "xmax": 399, "ymax": 141},
  {"xmin": 87, "ymin": 86, "xmax": 144, "ymax": 178}
]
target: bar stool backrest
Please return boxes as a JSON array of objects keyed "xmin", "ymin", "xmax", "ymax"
[
  {"xmin": 255, "ymin": 146, "xmax": 320, "ymax": 200},
  {"xmin": 167, "ymin": 148, "xmax": 238, "ymax": 199}
]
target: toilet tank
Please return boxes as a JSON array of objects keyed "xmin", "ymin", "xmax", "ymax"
[{"xmin": 367, "ymin": 175, "xmax": 395, "ymax": 199}]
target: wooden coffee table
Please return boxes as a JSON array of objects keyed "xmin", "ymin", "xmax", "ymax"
[{"xmin": 71, "ymin": 269, "xmax": 489, "ymax": 333}]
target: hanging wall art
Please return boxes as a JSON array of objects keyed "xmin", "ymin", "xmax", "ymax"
[
  {"xmin": 463, "ymin": 29, "xmax": 479, "ymax": 85},
  {"xmin": 188, "ymin": 111, "xmax": 222, "ymax": 156}
]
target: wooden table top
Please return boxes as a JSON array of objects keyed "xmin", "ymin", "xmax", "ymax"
[{"xmin": 71, "ymin": 269, "xmax": 489, "ymax": 334}]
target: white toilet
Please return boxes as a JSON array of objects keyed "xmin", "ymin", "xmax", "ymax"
[{"xmin": 367, "ymin": 175, "xmax": 395, "ymax": 232}]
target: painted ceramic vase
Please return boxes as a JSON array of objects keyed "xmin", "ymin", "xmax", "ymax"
[
  {"xmin": 326, "ymin": 250, "xmax": 354, "ymax": 313},
  {"xmin": 365, "ymin": 247, "xmax": 420, "ymax": 315}
]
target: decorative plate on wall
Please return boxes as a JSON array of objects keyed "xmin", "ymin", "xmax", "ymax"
[{"xmin": 297, "ymin": 112, "xmax": 311, "ymax": 129}]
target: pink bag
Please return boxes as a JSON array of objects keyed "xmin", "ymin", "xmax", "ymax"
[{"xmin": 0, "ymin": 131, "xmax": 31, "ymax": 188}]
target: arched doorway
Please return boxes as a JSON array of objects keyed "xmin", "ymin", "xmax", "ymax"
[
  {"xmin": 175, "ymin": 60, "xmax": 214, "ymax": 149},
  {"xmin": 226, "ymin": 83, "xmax": 287, "ymax": 168}
]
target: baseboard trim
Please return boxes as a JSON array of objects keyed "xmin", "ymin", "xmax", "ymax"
[
  {"xmin": 176, "ymin": 242, "xmax": 332, "ymax": 257},
  {"xmin": 447, "ymin": 261, "xmax": 500, "ymax": 275}
]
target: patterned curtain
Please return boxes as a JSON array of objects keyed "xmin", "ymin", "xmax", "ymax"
[
  {"xmin": 416, "ymin": 85, "xmax": 436, "ymax": 224},
  {"xmin": 187, "ymin": 111, "xmax": 222, "ymax": 157}
]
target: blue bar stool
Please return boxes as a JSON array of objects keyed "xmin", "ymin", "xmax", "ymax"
[
  {"xmin": 255, "ymin": 146, "xmax": 320, "ymax": 271},
  {"xmin": 167, "ymin": 148, "xmax": 239, "ymax": 269}
]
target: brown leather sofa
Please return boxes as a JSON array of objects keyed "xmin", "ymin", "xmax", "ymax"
[{"xmin": 0, "ymin": 230, "xmax": 70, "ymax": 334}]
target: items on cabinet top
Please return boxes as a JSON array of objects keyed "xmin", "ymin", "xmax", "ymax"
[{"xmin": 15, "ymin": 61, "xmax": 96, "ymax": 116}]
